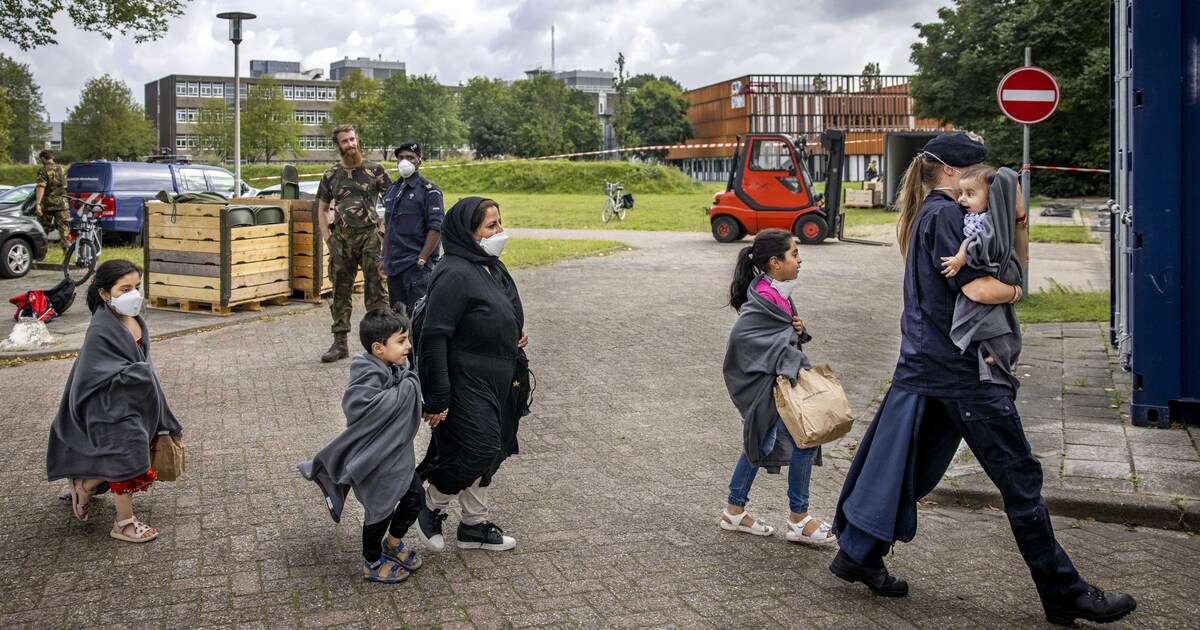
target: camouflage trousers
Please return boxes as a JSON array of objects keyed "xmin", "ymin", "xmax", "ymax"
[
  {"xmin": 39, "ymin": 210, "xmax": 69, "ymax": 251},
  {"xmin": 328, "ymin": 225, "xmax": 389, "ymax": 334}
]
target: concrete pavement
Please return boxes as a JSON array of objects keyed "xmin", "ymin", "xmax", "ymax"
[{"xmin": 0, "ymin": 225, "xmax": 1195, "ymax": 628}]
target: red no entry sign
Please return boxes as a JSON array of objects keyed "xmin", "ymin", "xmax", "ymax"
[{"xmin": 997, "ymin": 66, "xmax": 1060, "ymax": 124}]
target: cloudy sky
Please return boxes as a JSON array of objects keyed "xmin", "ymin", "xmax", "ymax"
[{"xmin": 6, "ymin": 0, "xmax": 952, "ymax": 118}]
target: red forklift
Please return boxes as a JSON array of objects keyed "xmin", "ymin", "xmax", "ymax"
[{"xmin": 708, "ymin": 129, "xmax": 865, "ymax": 245}]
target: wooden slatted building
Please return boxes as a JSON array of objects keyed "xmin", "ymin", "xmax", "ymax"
[{"xmin": 670, "ymin": 74, "xmax": 944, "ymax": 181}]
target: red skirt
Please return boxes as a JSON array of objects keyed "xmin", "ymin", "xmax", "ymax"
[{"xmin": 109, "ymin": 469, "xmax": 156, "ymax": 494}]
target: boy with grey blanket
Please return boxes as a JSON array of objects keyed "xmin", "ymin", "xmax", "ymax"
[
  {"xmin": 940, "ymin": 165, "xmax": 1024, "ymax": 390},
  {"xmin": 298, "ymin": 309, "xmax": 426, "ymax": 584}
]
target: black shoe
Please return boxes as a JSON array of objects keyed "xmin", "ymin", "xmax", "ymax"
[
  {"xmin": 416, "ymin": 504, "xmax": 447, "ymax": 552},
  {"xmin": 1043, "ymin": 586, "xmax": 1136, "ymax": 625},
  {"xmin": 829, "ymin": 550, "xmax": 909, "ymax": 597},
  {"xmin": 456, "ymin": 521, "xmax": 516, "ymax": 551}
]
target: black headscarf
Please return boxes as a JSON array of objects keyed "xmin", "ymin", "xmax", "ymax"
[{"xmin": 442, "ymin": 196, "xmax": 502, "ymax": 266}]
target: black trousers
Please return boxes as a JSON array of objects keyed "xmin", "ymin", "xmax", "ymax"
[
  {"xmin": 361, "ymin": 474, "xmax": 424, "ymax": 562},
  {"xmin": 387, "ymin": 262, "xmax": 433, "ymax": 317},
  {"xmin": 838, "ymin": 391, "xmax": 1088, "ymax": 602}
]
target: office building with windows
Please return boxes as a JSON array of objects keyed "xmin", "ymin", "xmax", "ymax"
[{"xmin": 145, "ymin": 69, "xmax": 341, "ymax": 164}]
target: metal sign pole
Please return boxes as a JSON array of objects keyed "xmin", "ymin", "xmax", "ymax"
[{"xmin": 1022, "ymin": 46, "xmax": 1032, "ymax": 294}]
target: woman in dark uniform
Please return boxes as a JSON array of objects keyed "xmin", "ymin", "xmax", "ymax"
[
  {"xmin": 414, "ymin": 197, "xmax": 530, "ymax": 553},
  {"xmin": 828, "ymin": 133, "xmax": 1136, "ymax": 626}
]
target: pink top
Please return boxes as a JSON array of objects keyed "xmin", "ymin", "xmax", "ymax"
[{"xmin": 755, "ymin": 277, "xmax": 793, "ymax": 315}]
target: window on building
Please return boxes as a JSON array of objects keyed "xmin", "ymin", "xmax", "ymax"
[
  {"xmin": 306, "ymin": 86, "xmax": 316, "ymax": 100},
  {"xmin": 176, "ymin": 135, "xmax": 188, "ymax": 149},
  {"xmin": 201, "ymin": 83, "xmax": 211, "ymax": 97},
  {"xmin": 176, "ymin": 82, "xmax": 187, "ymax": 96},
  {"xmin": 306, "ymin": 111, "xmax": 316, "ymax": 125},
  {"xmin": 212, "ymin": 83, "xmax": 223, "ymax": 98},
  {"xmin": 177, "ymin": 108, "xmax": 188, "ymax": 123},
  {"xmin": 282, "ymin": 85, "xmax": 293, "ymax": 100},
  {"xmin": 187, "ymin": 82, "xmax": 199, "ymax": 96}
]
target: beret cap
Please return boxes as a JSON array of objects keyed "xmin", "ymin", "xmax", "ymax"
[{"xmin": 394, "ymin": 141, "xmax": 421, "ymax": 158}]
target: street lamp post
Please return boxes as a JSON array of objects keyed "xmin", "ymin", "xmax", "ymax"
[{"xmin": 216, "ymin": 11, "xmax": 256, "ymax": 195}]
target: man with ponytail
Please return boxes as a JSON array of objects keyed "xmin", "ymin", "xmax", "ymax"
[{"xmin": 829, "ymin": 133, "xmax": 1136, "ymax": 625}]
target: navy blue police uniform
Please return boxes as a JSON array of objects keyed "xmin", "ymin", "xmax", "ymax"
[{"xmin": 383, "ymin": 172, "xmax": 444, "ymax": 315}]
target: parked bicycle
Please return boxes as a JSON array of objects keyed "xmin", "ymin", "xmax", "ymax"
[
  {"xmin": 602, "ymin": 181, "xmax": 634, "ymax": 223},
  {"xmin": 63, "ymin": 197, "xmax": 104, "ymax": 284}
]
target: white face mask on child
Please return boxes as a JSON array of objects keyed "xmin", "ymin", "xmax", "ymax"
[
  {"xmin": 768, "ymin": 278, "xmax": 797, "ymax": 297},
  {"xmin": 108, "ymin": 289, "xmax": 143, "ymax": 317}
]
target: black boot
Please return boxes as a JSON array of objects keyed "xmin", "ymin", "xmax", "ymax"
[
  {"xmin": 829, "ymin": 550, "xmax": 909, "ymax": 597},
  {"xmin": 320, "ymin": 332, "xmax": 348, "ymax": 363},
  {"xmin": 1042, "ymin": 586, "xmax": 1136, "ymax": 625}
]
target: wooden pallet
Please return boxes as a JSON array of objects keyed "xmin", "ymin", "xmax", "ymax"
[{"xmin": 149, "ymin": 295, "xmax": 290, "ymax": 317}]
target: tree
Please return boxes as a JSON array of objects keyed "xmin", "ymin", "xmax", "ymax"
[
  {"xmin": 459, "ymin": 77, "xmax": 516, "ymax": 159},
  {"xmin": 379, "ymin": 74, "xmax": 466, "ymax": 159},
  {"xmin": 193, "ymin": 98, "xmax": 233, "ymax": 161},
  {"xmin": 0, "ymin": 94, "xmax": 13, "ymax": 162},
  {"xmin": 63, "ymin": 75, "xmax": 155, "ymax": 160},
  {"xmin": 241, "ymin": 76, "xmax": 302, "ymax": 164},
  {"xmin": 612, "ymin": 52, "xmax": 638, "ymax": 149},
  {"xmin": 509, "ymin": 73, "xmax": 600, "ymax": 158},
  {"xmin": 0, "ymin": 53, "xmax": 49, "ymax": 162},
  {"xmin": 626, "ymin": 79, "xmax": 695, "ymax": 160},
  {"xmin": 327, "ymin": 70, "xmax": 386, "ymax": 159},
  {"xmin": 1, "ymin": 0, "xmax": 189, "ymax": 50},
  {"xmin": 860, "ymin": 62, "xmax": 882, "ymax": 91},
  {"xmin": 627, "ymin": 73, "xmax": 683, "ymax": 92},
  {"xmin": 910, "ymin": 0, "xmax": 1109, "ymax": 196}
]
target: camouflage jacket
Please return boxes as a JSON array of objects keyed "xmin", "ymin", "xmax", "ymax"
[
  {"xmin": 317, "ymin": 161, "xmax": 392, "ymax": 228},
  {"xmin": 36, "ymin": 163, "xmax": 67, "ymax": 212}
]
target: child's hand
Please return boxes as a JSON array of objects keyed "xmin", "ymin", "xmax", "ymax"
[
  {"xmin": 791, "ymin": 316, "xmax": 805, "ymax": 335},
  {"xmin": 423, "ymin": 410, "xmax": 449, "ymax": 427},
  {"xmin": 940, "ymin": 256, "xmax": 964, "ymax": 277}
]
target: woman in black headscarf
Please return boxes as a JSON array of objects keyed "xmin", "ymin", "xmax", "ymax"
[{"xmin": 414, "ymin": 196, "xmax": 529, "ymax": 553}]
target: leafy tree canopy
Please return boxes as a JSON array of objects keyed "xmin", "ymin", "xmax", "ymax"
[
  {"xmin": 460, "ymin": 76, "xmax": 516, "ymax": 160},
  {"xmin": 379, "ymin": 74, "xmax": 466, "ymax": 160},
  {"xmin": 242, "ymin": 76, "xmax": 302, "ymax": 164},
  {"xmin": 510, "ymin": 73, "xmax": 600, "ymax": 158},
  {"xmin": 910, "ymin": 0, "xmax": 1108, "ymax": 195},
  {"xmin": 63, "ymin": 74, "xmax": 155, "ymax": 161},
  {"xmin": 328, "ymin": 70, "xmax": 386, "ymax": 160},
  {"xmin": 0, "ymin": 53, "xmax": 49, "ymax": 162},
  {"xmin": 192, "ymin": 98, "xmax": 232, "ymax": 162},
  {"xmin": 1, "ymin": 0, "xmax": 189, "ymax": 50},
  {"xmin": 626, "ymin": 79, "xmax": 695, "ymax": 160}
]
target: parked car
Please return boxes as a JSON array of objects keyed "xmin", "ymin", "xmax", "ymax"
[
  {"xmin": 257, "ymin": 180, "xmax": 385, "ymax": 221},
  {"xmin": 0, "ymin": 197, "xmax": 48, "ymax": 279},
  {"xmin": 0, "ymin": 184, "xmax": 36, "ymax": 213},
  {"xmin": 64, "ymin": 161, "xmax": 256, "ymax": 242}
]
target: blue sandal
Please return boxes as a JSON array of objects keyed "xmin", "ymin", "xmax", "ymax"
[
  {"xmin": 362, "ymin": 558, "xmax": 410, "ymax": 584},
  {"xmin": 381, "ymin": 539, "xmax": 423, "ymax": 571}
]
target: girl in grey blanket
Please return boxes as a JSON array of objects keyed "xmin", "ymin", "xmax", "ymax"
[
  {"xmin": 299, "ymin": 309, "xmax": 426, "ymax": 584},
  {"xmin": 719, "ymin": 229, "xmax": 836, "ymax": 546},
  {"xmin": 47, "ymin": 259, "xmax": 182, "ymax": 543}
]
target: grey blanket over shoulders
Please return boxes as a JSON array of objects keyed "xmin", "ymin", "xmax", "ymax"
[
  {"xmin": 46, "ymin": 307, "xmax": 182, "ymax": 483},
  {"xmin": 298, "ymin": 353, "xmax": 422, "ymax": 525},
  {"xmin": 951, "ymin": 166, "xmax": 1024, "ymax": 392},
  {"xmin": 722, "ymin": 278, "xmax": 814, "ymax": 471}
]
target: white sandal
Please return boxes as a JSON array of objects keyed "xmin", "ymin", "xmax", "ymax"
[
  {"xmin": 110, "ymin": 517, "xmax": 158, "ymax": 543},
  {"xmin": 719, "ymin": 508, "xmax": 774, "ymax": 536},
  {"xmin": 785, "ymin": 515, "xmax": 837, "ymax": 545}
]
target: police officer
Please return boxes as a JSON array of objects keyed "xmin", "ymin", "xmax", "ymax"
[
  {"xmin": 829, "ymin": 133, "xmax": 1136, "ymax": 626},
  {"xmin": 382, "ymin": 140, "xmax": 444, "ymax": 315},
  {"xmin": 317, "ymin": 124, "xmax": 391, "ymax": 363},
  {"xmin": 34, "ymin": 149, "xmax": 69, "ymax": 253}
]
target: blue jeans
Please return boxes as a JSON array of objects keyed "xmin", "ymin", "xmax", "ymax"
[{"xmin": 728, "ymin": 419, "xmax": 817, "ymax": 513}]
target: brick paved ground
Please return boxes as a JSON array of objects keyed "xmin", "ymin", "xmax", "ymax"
[{"xmin": 1, "ymin": 229, "xmax": 1195, "ymax": 628}]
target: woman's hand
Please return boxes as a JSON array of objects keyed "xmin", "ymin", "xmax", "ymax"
[
  {"xmin": 517, "ymin": 328, "xmax": 529, "ymax": 349},
  {"xmin": 423, "ymin": 409, "xmax": 449, "ymax": 427},
  {"xmin": 791, "ymin": 316, "xmax": 804, "ymax": 335}
]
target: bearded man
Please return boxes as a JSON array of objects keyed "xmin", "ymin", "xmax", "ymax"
[{"xmin": 316, "ymin": 124, "xmax": 393, "ymax": 362}]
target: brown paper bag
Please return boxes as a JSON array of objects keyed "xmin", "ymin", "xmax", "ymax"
[
  {"xmin": 774, "ymin": 364, "xmax": 854, "ymax": 448},
  {"xmin": 150, "ymin": 434, "xmax": 185, "ymax": 482}
]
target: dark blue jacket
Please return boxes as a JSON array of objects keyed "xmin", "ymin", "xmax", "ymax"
[{"xmin": 382, "ymin": 173, "xmax": 443, "ymax": 275}]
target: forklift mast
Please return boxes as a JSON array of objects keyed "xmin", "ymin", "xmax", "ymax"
[{"xmin": 820, "ymin": 130, "xmax": 846, "ymax": 221}]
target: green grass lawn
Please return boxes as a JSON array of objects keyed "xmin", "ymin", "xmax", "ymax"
[
  {"xmin": 42, "ymin": 244, "xmax": 145, "ymax": 268},
  {"xmin": 501, "ymin": 238, "xmax": 629, "ymax": 269},
  {"xmin": 1016, "ymin": 281, "xmax": 1109, "ymax": 323},
  {"xmin": 459, "ymin": 192, "xmax": 718, "ymax": 232},
  {"xmin": 1029, "ymin": 224, "xmax": 1100, "ymax": 244}
]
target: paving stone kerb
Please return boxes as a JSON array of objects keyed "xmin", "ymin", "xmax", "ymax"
[{"xmin": 1, "ymin": 228, "xmax": 1196, "ymax": 627}]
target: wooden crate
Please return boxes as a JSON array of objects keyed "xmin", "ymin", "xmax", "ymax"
[
  {"xmin": 289, "ymin": 200, "xmax": 364, "ymax": 303},
  {"xmin": 843, "ymin": 188, "xmax": 878, "ymax": 208},
  {"xmin": 144, "ymin": 201, "xmax": 291, "ymax": 316}
]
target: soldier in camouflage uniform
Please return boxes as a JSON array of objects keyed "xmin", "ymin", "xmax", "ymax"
[
  {"xmin": 316, "ymin": 124, "xmax": 392, "ymax": 362},
  {"xmin": 34, "ymin": 149, "xmax": 69, "ymax": 253}
]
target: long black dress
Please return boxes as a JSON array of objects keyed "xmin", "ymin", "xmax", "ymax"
[{"xmin": 417, "ymin": 196, "xmax": 527, "ymax": 495}]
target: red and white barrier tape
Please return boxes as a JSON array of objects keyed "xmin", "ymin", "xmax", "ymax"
[{"xmin": 1020, "ymin": 164, "xmax": 1110, "ymax": 174}]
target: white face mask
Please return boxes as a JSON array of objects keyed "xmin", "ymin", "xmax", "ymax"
[
  {"xmin": 108, "ymin": 289, "xmax": 143, "ymax": 317},
  {"xmin": 397, "ymin": 159, "xmax": 417, "ymax": 178},
  {"xmin": 769, "ymin": 277, "xmax": 797, "ymax": 297},
  {"xmin": 478, "ymin": 231, "xmax": 508, "ymax": 257}
]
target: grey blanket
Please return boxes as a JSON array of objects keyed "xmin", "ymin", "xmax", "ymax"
[
  {"xmin": 950, "ymin": 166, "xmax": 1023, "ymax": 391},
  {"xmin": 298, "ymin": 353, "xmax": 422, "ymax": 525},
  {"xmin": 46, "ymin": 307, "xmax": 182, "ymax": 483},
  {"xmin": 723, "ymin": 278, "xmax": 813, "ymax": 470}
]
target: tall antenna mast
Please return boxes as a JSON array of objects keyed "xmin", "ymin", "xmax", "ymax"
[{"xmin": 551, "ymin": 24, "xmax": 556, "ymax": 72}]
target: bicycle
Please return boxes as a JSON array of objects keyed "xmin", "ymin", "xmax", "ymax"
[
  {"xmin": 63, "ymin": 197, "xmax": 104, "ymax": 285},
  {"xmin": 602, "ymin": 181, "xmax": 629, "ymax": 223}
]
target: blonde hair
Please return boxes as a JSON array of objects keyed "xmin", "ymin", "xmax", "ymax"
[{"xmin": 895, "ymin": 154, "xmax": 943, "ymax": 257}]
